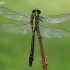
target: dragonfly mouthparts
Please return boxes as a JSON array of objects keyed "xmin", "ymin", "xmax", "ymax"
[{"xmin": 32, "ymin": 9, "xmax": 41, "ymax": 14}]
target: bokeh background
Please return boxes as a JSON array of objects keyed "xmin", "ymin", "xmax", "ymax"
[{"xmin": 0, "ymin": 0, "xmax": 70, "ymax": 70}]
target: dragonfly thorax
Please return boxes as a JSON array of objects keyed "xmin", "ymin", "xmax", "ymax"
[{"xmin": 30, "ymin": 9, "xmax": 41, "ymax": 32}]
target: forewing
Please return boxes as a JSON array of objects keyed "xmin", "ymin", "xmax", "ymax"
[
  {"xmin": 39, "ymin": 24, "xmax": 70, "ymax": 38},
  {"xmin": 0, "ymin": 23, "xmax": 31, "ymax": 35},
  {"xmin": 0, "ymin": 6, "xmax": 30, "ymax": 20},
  {"xmin": 40, "ymin": 13, "xmax": 70, "ymax": 23}
]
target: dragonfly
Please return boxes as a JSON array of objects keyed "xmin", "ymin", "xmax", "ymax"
[{"xmin": 0, "ymin": 6, "xmax": 70, "ymax": 67}]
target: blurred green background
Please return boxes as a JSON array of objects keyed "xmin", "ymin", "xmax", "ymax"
[{"xmin": 0, "ymin": 0, "xmax": 70, "ymax": 70}]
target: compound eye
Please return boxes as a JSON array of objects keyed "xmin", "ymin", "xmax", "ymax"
[
  {"xmin": 37, "ymin": 10, "xmax": 41, "ymax": 14},
  {"xmin": 32, "ymin": 9, "xmax": 41, "ymax": 14},
  {"xmin": 32, "ymin": 10, "xmax": 36, "ymax": 13}
]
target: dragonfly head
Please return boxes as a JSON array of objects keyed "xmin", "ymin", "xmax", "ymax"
[{"xmin": 32, "ymin": 9, "xmax": 41, "ymax": 14}]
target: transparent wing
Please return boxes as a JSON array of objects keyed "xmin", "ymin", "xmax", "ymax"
[
  {"xmin": 39, "ymin": 24, "xmax": 70, "ymax": 38},
  {"xmin": 0, "ymin": 6, "xmax": 30, "ymax": 20},
  {"xmin": 40, "ymin": 13, "xmax": 70, "ymax": 23},
  {"xmin": 0, "ymin": 22, "xmax": 31, "ymax": 35}
]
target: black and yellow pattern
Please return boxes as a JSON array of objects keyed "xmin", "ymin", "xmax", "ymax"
[{"xmin": 29, "ymin": 9, "xmax": 41, "ymax": 67}]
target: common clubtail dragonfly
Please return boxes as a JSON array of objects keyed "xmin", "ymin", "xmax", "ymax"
[{"xmin": 0, "ymin": 6, "xmax": 70, "ymax": 67}]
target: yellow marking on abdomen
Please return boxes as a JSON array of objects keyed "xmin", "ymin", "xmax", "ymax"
[{"xmin": 33, "ymin": 17, "xmax": 36, "ymax": 31}]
